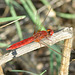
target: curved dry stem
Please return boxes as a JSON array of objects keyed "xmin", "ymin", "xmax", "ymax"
[
  {"xmin": 0, "ymin": 27, "xmax": 73, "ymax": 66},
  {"xmin": 59, "ymin": 38, "xmax": 73, "ymax": 75},
  {"xmin": 0, "ymin": 66, "xmax": 4, "ymax": 75}
]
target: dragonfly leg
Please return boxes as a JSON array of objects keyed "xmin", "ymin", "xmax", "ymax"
[
  {"xmin": 38, "ymin": 42, "xmax": 42, "ymax": 47},
  {"xmin": 46, "ymin": 36, "xmax": 52, "ymax": 42},
  {"xmin": 34, "ymin": 39, "xmax": 42, "ymax": 47}
]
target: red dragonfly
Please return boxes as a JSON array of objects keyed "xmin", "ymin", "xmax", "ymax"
[
  {"xmin": 6, "ymin": 29, "xmax": 63, "ymax": 56},
  {"xmin": 6, "ymin": 29, "xmax": 54, "ymax": 50}
]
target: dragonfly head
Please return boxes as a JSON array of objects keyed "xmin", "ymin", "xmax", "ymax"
[{"xmin": 47, "ymin": 29, "xmax": 54, "ymax": 36}]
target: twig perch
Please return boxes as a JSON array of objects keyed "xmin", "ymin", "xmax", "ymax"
[{"xmin": 0, "ymin": 27, "xmax": 73, "ymax": 66}]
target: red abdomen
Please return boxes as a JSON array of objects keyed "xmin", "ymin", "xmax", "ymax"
[
  {"xmin": 6, "ymin": 31, "xmax": 48, "ymax": 50},
  {"xmin": 6, "ymin": 36, "xmax": 34, "ymax": 50}
]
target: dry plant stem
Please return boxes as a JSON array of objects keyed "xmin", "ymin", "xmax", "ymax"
[
  {"xmin": 0, "ymin": 66, "xmax": 4, "ymax": 75},
  {"xmin": 0, "ymin": 16, "xmax": 25, "ymax": 29},
  {"xmin": 2, "ymin": 6, "xmax": 9, "ymax": 17},
  {"xmin": 0, "ymin": 27, "xmax": 73, "ymax": 66},
  {"xmin": 59, "ymin": 38, "xmax": 73, "ymax": 75}
]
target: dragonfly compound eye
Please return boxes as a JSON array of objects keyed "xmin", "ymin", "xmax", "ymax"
[
  {"xmin": 50, "ymin": 30, "xmax": 54, "ymax": 36},
  {"xmin": 47, "ymin": 29, "xmax": 54, "ymax": 36}
]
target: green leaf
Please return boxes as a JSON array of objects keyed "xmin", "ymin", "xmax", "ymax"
[
  {"xmin": 56, "ymin": 12, "xmax": 75, "ymax": 19},
  {"xmin": 40, "ymin": 70, "xmax": 47, "ymax": 75},
  {"xmin": 0, "ymin": 16, "xmax": 25, "ymax": 22},
  {"xmin": 10, "ymin": 70, "xmax": 38, "ymax": 75},
  {"xmin": 0, "ymin": 43, "xmax": 9, "ymax": 47}
]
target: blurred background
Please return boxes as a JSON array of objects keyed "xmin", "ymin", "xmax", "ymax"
[{"xmin": 0, "ymin": 0, "xmax": 75, "ymax": 75}]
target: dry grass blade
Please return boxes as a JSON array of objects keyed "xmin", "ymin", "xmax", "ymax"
[{"xmin": 0, "ymin": 16, "xmax": 25, "ymax": 29}]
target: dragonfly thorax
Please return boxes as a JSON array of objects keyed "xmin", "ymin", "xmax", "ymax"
[{"xmin": 33, "ymin": 31, "xmax": 47, "ymax": 42}]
